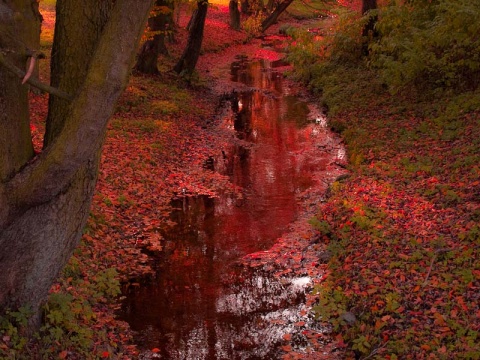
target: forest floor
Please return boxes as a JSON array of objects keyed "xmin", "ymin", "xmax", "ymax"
[{"xmin": 19, "ymin": 0, "xmax": 480, "ymax": 359}]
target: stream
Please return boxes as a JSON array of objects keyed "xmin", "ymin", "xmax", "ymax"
[{"xmin": 119, "ymin": 51, "xmax": 345, "ymax": 359}]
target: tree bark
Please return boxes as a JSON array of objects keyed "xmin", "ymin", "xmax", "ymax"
[
  {"xmin": 174, "ymin": 0, "xmax": 208, "ymax": 75},
  {"xmin": 186, "ymin": 9, "xmax": 198, "ymax": 31},
  {"xmin": 0, "ymin": 0, "xmax": 40, "ymax": 182},
  {"xmin": 260, "ymin": 0, "xmax": 294, "ymax": 32},
  {"xmin": 229, "ymin": 0, "xmax": 241, "ymax": 30},
  {"xmin": 134, "ymin": 0, "xmax": 175, "ymax": 74},
  {"xmin": 0, "ymin": 0, "xmax": 152, "ymax": 329},
  {"xmin": 44, "ymin": 0, "xmax": 114, "ymax": 148}
]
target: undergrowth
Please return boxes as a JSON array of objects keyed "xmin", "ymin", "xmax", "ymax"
[
  {"xmin": 0, "ymin": 250, "xmax": 131, "ymax": 359},
  {"xmin": 288, "ymin": 1, "xmax": 480, "ymax": 358}
]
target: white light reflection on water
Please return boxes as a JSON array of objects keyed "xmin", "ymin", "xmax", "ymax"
[
  {"xmin": 216, "ymin": 275, "xmax": 312, "ymax": 315},
  {"xmin": 169, "ymin": 273, "xmax": 320, "ymax": 360}
]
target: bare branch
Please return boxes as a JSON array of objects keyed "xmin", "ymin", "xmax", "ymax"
[
  {"xmin": 22, "ymin": 56, "xmax": 35, "ymax": 84},
  {"xmin": 0, "ymin": 52, "xmax": 73, "ymax": 100}
]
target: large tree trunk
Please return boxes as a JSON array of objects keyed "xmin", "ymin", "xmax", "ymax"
[
  {"xmin": 174, "ymin": 0, "xmax": 208, "ymax": 75},
  {"xmin": 229, "ymin": 0, "xmax": 241, "ymax": 30},
  {"xmin": 260, "ymin": 0, "xmax": 294, "ymax": 32},
  {"xmin": 134, "ymin": 0, "xmax": 175, "ymax": 74},
  {"xmin": 0, "ymin": 0, "xmax": 152, "ymax": 329}
]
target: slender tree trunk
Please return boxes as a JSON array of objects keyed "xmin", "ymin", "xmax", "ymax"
[
  {"xmin": 0, "ymin": 0, "xmax": 152, "ymax": 330},
  {"xmin": 186, "ymin": 9, "xmax": 198, "ymax": 31},
  {"xmin": 134, "ymin": 0, "xmax": 174, "ymax": 74},
  {"xmin": 260, "ymin": 0, "xmax": 294, "ymax": 32},
  {"xmin": 135, "ymin": 38, "xmax": 163, "ymax": 74},
  {"xmin": 361, "ymin": 0, "xmax": 378, "ymax": 55},
  {"xmin": 174, "ymin": 0, "xmax": 208, "ymax": 75},
  {"xmin": 362, "ymin": 0, "xmax": 378, "ymax": 37},
  {"xmin": 229, "ymin": 0, "xmax": 241, "ymax": 30}
]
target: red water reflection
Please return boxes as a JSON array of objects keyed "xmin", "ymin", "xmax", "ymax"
[{"xmin": 119, "ymin": 58, "xmax": 337, "ymax": 359}]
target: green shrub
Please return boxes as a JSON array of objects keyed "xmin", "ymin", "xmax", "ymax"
[
  {"xmin": 287, "ymin": 7, "xmax": 365, "ymax": 82},
  {"xmin": 370, "ymin": 0, "xmax": 480, "ymax": 93},
  {"xmin": 0, "ymin": 266, "xmax": 121, "ymax": 359},
  {"xmin": 0, "ymin": 307, "xmax": 32, "ymax": 358}
]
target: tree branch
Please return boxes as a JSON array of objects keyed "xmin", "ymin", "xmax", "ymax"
[{"xmin": 0, "ymin": 51, "xmax": 73, "ymax": 100}]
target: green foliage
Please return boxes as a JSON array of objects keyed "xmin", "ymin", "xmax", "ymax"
[
  {"xmin": 287, "ymin": 7, "xmax": 365, "ymax": 77},
  {"xmin": 39, "ymin": 267, "xmax": 121, "ymax": 358},
  {"xmin": 287, "ymin": 0, "xmax": 480, "ymax": 115},
  {"xmin": 308, "ymin": 216, "xmax": 331, "ymax": 235},
  {"xmin": 0, "ymin": 307, "xmax": 33, "ymax": 358},
  {"xmin": 41, "ymin": 292, "xmax": 96, "ymax": 354},
  {"xmin": 287, "ymin": 9, "xmax": 385, "ymax": 114},
  {"xmin": 351, "ymin": 335, "xmax": 371, "ymax": 355},
  {"xmin": 286, "ymin": 28, "xmax": 324, "ymax": 85},
  {"xmin": 312, "ymin": 283, "xmax": 349, "ymax": 330},
  {"xmin": 151, "ymin": 99, "xmax": 180, "ymax": 115},
  {"xmin": 370, "ymin": 0, "xmax": 480, "ymax": 93},
  {"xmin": 0, "ymin": 266, "xmax": 121, "ymax": 359},
  {"xmin": 242, "ymin": 12, "xmax": 265, "ymax": 38},
  {"xmin": 286, "ymin": 0, "xmax": 334, "ymax": 20}
]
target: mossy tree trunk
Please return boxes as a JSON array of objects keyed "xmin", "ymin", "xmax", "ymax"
[
  {"xmin": 174, "ymin": 0, "xmax": 208, "ymax": 75},
  {"xmin": 44, "ymin": 0, "xmax": 114, "ymax": 147},
  {"xmin": 0, "ymin": 0, "xmax": 152, "ymax": 330},
  {"xmin": 134, "ymin": 0, "xmax": 175, "ymax": 74}
]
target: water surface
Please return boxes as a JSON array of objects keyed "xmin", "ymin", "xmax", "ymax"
[{"xmin": 119, "ymin": 56, "xmax": 338, "ymax": 359}]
